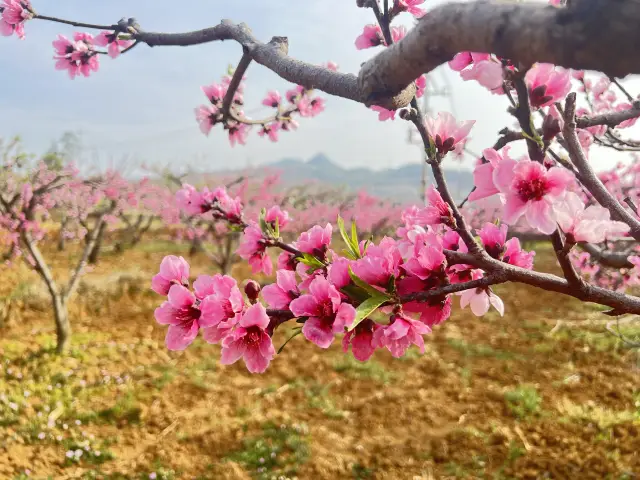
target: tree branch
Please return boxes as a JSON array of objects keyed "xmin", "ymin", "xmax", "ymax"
[
  {"xmin": 64, "ymin": 212, "xmax": 107, "ymax": 301},
  {"xmin": 563, "ymin": 92, "xmax": 640, "ymax": 241},
  {"xmin": 358, "ymin": 0, "xmax": 640, "ymax": 101},
  {"xmin": 222, "ymin": 51, "xmax": 252, "ymax": 123}
]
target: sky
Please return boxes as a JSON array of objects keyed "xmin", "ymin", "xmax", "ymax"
[{"xmin": 0, "ymin": 0, "xmax": 636, "ymax": 178}]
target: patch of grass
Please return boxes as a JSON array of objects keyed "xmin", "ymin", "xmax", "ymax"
[
  {"xmin": 150, "ymin": 364, "xmax": 176, "ymax": 390},
  {"xmin": 352, "ymin": 463, "xmax": 375, "ymax": 479},
  {"xmin": 62, "ymin": 438, "xmax": 115, "ymax": 467},
  {"xmin": 447, "ymin": 339, "xmax": 519, "ymax": 361},
  {"xmin": 333, "ymin": 356, "xmax": 393, "ymax": 383},
  {"xmin": 504, "ymin": 385, "xmax": 542, "ymax": 420},
  {"xmin": 556, "ymin": 398, "xmax": 637, "ymax": 430},
  {"xmin": 304, "ymin": 382, "xmax": 348, "ymax": 419},
  {"xmin": 79, "ymin": 391, "xmax": 142, "ymax": 426},
  {"xmin": 226, "ymin": 422, "xmax": 310, "ymax": 480}
]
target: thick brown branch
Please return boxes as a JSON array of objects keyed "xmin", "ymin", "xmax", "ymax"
[
  {"xmin": 135, "ymin": 20, "xmax": 415, "ymax": 110},
  {"xmin": 359, "ymin": 0, "xmax": 640, "ymax": 101}
]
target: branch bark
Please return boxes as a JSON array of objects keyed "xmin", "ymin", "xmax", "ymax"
[
  {"xmin": 563, "ymin": 93, "xmax": 640, "ymax": 241},
  {"xmin": 358, "ymin": 0, "xmax": 640, "ymax": 101}
]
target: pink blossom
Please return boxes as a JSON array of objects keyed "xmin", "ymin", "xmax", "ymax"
[
  {"xmin": 237, "ymin": 224, "xmax": 272, "ymax": 275},
  {"xmin": 53, "ymin": 33, "xmax": 100, "ymax": 79},
  {"xmin": 403, "ymin": 242, "xmax": 446, "ymax": 281},
  {"xmin": 327, "ymin": 256, "xmax": 352, "ymax": 289},
  {"xmin": 398, "ymin": 277, "xmax": 452, "ymax": 326},
  {"xmin": 415, "ymin": 75, "xmax": 427, "ymax": 98},
  {"xmin": 373, "ymin": 314, "xmax": 430, "ymax": 358},
  {"xmin": 154, "ymin": 285, "xmax": 201, "ymax": 350},
  {"xmin": 298, "ymin": 97, "xmax": 325, "ymax": 117},
  {"xmin": 176, "ymin": 184, "xmax": 210, "ymax": 216},
  {"xmin": 555, "ymin": 192, "xmax": 630, "ymax": 243},
  {"xmin": 297, "ymin": 223, "xmax": 332, "ymax": 258},
  {"xmin": 1, "ymin": 0, "xmax": 32, "ymax": 39},
  {"xmin": 93, "ymin": 31, "xmax": 133, "ymax": 58},
  {"xmin": 220, "ymin": 303, "xmax": 275, "ymax": 373},
  {"xmin": 478, "ymin": 223, "xmax": 508, "ymax": 259},
  {"xmin": 325, "ymin": 61, "xmax": 339, "ymax": 71},
  {"xmin": 418, "ymin": 186, "xmax": 455, "ymax": 227},
  {"xmin": 525, "ymin": 63, "xmax": 571, "ymax": 108},
  {"xmin": 202, "ymin": 83, "xmax": 226, "ymax": 105},
  {"xmin": 424, "ymin": 112, "xmax": 475, "ymax": 155},
  {"xmin": 616, "ymin": 103, "xmax": 639, "ymax": 129},
  {"xmin": 397, "ymin": 0, "xmax": 426, "ymax": 17},
  {"xmin": 459, "ymin": 271, "xmax": 505, "ymax": 317},
  {"xmin": 342, "ymin": 319, "xmax": 377, "ymax": 362},
  {"xmin": 391, "ymin": 25, "xmax": 407, "ymax": 43},
  {"xmin": 460, "ymin": 60, "xmax": 504, "ymax": 93},
  {"xmin": 195, "ymin": 105, "xmax": 219, "ymax": 136},
  {"xmin": 151, "ymin": 255, "xmax": 190, "ymax": 296},
  {"xmin": 265, "ymin": 205, "xmax": 290, "ymax": 229},
  {"xmin": 262, "ymin": 91, "xmax": 281, "ymax": 108},
  {"xmin": 502, "ymin": 238, "xmax": 535, "ymax": 270},
  {"xmin": 449, "ymin": 53, "xmax": 503, "ymax": 93},
  {"xmin": 277, "ymin": 250, "xmax": 298, "ymax": 271},
  {"xmin": 496, "ymin": 158, "xmax": 575, "ymax": 234},
  {"xmin": 352, "ymin": 239, "xmax": 401, "ymax": 288},
  {"xmin": 286, "ymin": 85, "xmax": 305, "ymax": 103},
  {"xmin": 442, "ymin": 229, "xmax": 466, "ymax": 252},
  {"xmin": 355, "ymin": 24, "xmax": 384, "ymax": 50},
  {"xmin": 228, "ymin": 123, "xmax": 249, "ymax": 147},
  {"xmin": 199, "ymin": 275, "xmax": 245, "ymax": 344},
  {"xmin": 371, "ymin": 106, "xmax": 396, "ymax": 121},
  {"xmin": 262, "ymin": 270, "xmax": 300, "ymax": 309},
  {"xmin": 289, "ymin": 276, "xmax": 356, "ymax": 348},
  {"xmin": 257, "ymin": 122, "xmax": 280, "ymax": 142}
]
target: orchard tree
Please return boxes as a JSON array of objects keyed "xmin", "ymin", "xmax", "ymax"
[
  {"xmin": 5, "ymin": 0, "xmax": 640, "ymax": 366},
  {"xmin": 0, "ymin": 143, "xmax": 115, "ymax": 353}
]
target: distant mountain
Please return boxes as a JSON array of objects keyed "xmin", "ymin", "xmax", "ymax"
[{"xmin": 195, "ymin": 153, "xmax": 473, "ymax": 203}]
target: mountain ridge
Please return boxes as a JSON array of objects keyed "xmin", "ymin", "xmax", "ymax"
[{"xmin": 195, "ymin": 153, "xmax": 473, "ymax": 202}]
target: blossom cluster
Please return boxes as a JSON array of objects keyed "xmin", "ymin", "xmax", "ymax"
[
  {"xmin": 151, "ymin": 180, "xmax": 540, "ymax": 373},
  {"xmin": 195, "ymin": 73, "xmax": 326, "ymax": 147}
]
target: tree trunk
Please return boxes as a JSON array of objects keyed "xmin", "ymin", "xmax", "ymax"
[
  {"xmin": 53, "ymin": 294, "xmax": 71, "ymax": 354},
  {"xmin": 57, "ymin": 217, "xmax": 68, "ymax": 251},
  {"xmin": 88, "ymin": 221, "xmax": 107, "ymax": 265}
]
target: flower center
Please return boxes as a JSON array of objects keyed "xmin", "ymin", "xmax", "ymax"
[
  {"xmin": 318, "ymin": 300, "xmax": 334, "ymax": 321},
  {"xmin": 244, "ymin": 326, "xmax": 262, "ymax": 347},
  {"xmin": 516, "ymin": 177, "xmax": 548, "ymax": 202},
  {"xmin": 176, "ymin": 306, "xmax": 201, "ymax": 326}
]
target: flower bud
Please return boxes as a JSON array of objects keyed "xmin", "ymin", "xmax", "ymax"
[{"xmin": 244, "ymin": 280, "xmax": 261, "ymax": 304}]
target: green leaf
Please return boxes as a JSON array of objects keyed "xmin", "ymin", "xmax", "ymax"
[
  {"xmin": 348, "ymin": 295, "xmax": 389, "ymax": 332},
  {"xmin": 341, "ymin": 248, "xmax": 358, "ymax": 261},
  {"xmin": 340, "ymin": 284, "xmax": 371, "ymax": 303},
  {"xmin": 351, "ymin": 221, "xmax": 359, "ymax": 254},
  {"xmin": 337, "ymin": 215, "xmax": 357, "ymax": 258},
  {"xmin": 274, "ymin": 217, "xmax": 280, "ymax": 239},
  {"xmin": 387, "ymin": 274, "xmax": 396, "ymax": 295},
  {"xmin": 348, "ymin": 266, "xmax": 392, "ymax": 301},
  {"xmin": 277, "ymin": 328, "xmax": 303, "ymax": 354},
  {"xmin": 299, "ymin": 253, "xmax": 325, "ymax": 271}
]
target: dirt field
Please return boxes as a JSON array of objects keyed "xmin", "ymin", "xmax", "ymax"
[{"xmin": 0, "ymin": 242, "xmax": 639, "ymax": 479}]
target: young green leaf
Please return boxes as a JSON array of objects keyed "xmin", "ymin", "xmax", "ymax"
[
  {"xmin": 348, "ymin": 295, "xmax": 389, "ymax": 331},
  {"xmin": 298, "ymin": 253, "xmax": 325, "ymax": 271},
  {"xmin": 341, "ymin": 284, "xmax": 372, "ymax": 303},
  {"xmin": 337, "ymin": 215, "xmax": 358, "ymax": 259},
  {"xmin": 350, "ymin": 221, "xmax": 360, "ymax": 255},
  {"xmin": 348, "ymin": 266, "xmax": 392, "ymax": 301}
]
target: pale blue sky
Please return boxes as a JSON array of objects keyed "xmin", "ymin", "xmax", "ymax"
[{"xmin": 0, "ymin": 0, "xmax": 635, "ymax": 175}]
